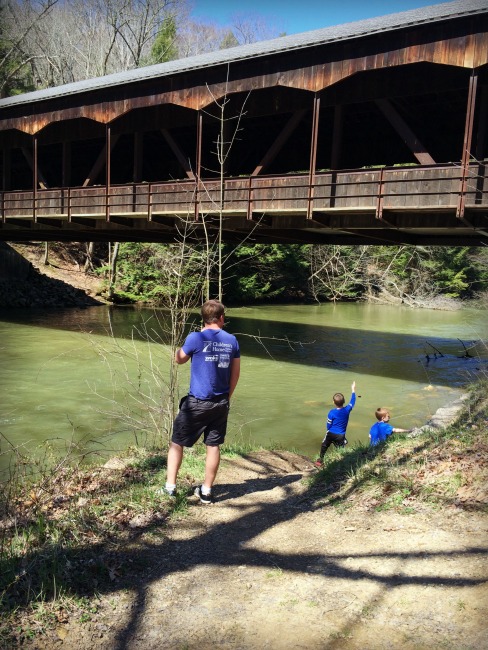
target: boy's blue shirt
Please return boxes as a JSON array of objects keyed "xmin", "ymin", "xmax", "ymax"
[
  {"xmin": 369, "ymin": 421, "xmax": 394, "ymax": 445},
  {"xmin": 326, "ymin": 393, "xmax": 356, "ymax": 434}
]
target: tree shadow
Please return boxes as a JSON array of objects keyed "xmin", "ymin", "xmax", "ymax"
[
  {"xmin": 1, "ymin": 305, "xmax": 486, "ymax": 385},
  {"xmin": 2, "ymin": 444, "xmax": 486, "ymax": 648}
]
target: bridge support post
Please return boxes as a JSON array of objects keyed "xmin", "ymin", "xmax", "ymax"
[
  {"xmin": 195, "ymin": 111, "xmax": 202, "ymax": 221},
  {"xmin": 307, "ymin": 94, "xmax": 320, "ymax": 220},
  {"xmin": 106, "ymin": 125, "xmax": 111, "ymax": 222},
  {"xmin": 33, "ymin": 135, "xmax": 38, "ymax": 222},
  {"xmin": 457, "ymin": 72, "xmax": 478, "ymax": 220}
]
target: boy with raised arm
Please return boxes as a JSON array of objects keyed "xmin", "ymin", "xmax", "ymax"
[{"xmin": 315, "ymin": 381, "xmax": 356, "ymax": 467}]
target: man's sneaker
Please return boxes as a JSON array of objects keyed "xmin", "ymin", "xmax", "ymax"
[
  {"xmin": 156, "ymin": 487, "xmax": 176, "ymax": 498},
  {"xmin": 314, "ymin": 459, "xmax": 323, "ymax": 468},
  {"xmin": 194, "ymin": 485, "xmax": 214, "ymax": 505}
]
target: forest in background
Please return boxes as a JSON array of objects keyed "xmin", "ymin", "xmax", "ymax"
[
  {"xmin": 42, "ymin": 240, "xmax": 488, "ymax": 308},
  {"xmin": 0, "ymin": 0, "xmax": 284, "ymax": 97}
]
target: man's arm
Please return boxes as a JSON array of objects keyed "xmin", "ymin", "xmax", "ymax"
[
  {"xmin": 229, "ymin": 357, "xmax": 240, "ymax": 398},
  {"xmin": 175, "ymin": 348, "xmax": 190, "ymax": 365},
  {"xmin": 392, "ymin": 427, "xmax": 413, "ymax": 433}
]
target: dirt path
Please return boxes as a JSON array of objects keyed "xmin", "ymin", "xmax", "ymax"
[{"xmin": 35, "ymin": 450, "xmax": 487, "ymax": 650}]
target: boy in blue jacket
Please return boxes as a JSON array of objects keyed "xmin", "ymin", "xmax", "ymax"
[
  {"xmin": 315, "ymin": 381, "xmax": 356, "ymax": 467},
  {"xmin": 369, "ymin": 407, "xmax": 412, "ymax": 446}
]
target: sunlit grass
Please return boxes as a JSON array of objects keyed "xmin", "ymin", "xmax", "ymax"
[
  {"xmin": 1, "ymin": 379, "xmax": 487, "ymax": 645},
  {"xmin": 308, "ymin": 379, "xmax": 487, "ymax": 514}
]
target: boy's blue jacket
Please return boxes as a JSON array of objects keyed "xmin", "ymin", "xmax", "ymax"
[
  {"xmin": 327, "ymin": 393, "xmax": 356, "ymax": 434},
  {"xmin": 369, "ymin": 421, "xmax": 394, "ymax": 445}
]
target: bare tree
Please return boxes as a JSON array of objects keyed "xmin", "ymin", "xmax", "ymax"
[
  {"xmin": 175, "ymin": 12, "xmax": 284, "ymax": 58},
  {"xmin": 229, "ymin": 11, "xmax": 284, "ymax": 45},
  {"xmin": 0, "ymin": 0, "xmax": 59, "ymax": 96},
  {"xmin": 7, "ymin": 0, "xmax": 189, "ymax": 90},
  {"xmin": 308, "ymin": 245, "xmax": 368, "ymax": 303},
  {"xmin": 175, "ymin": 20, "xmax": 226, "ymax": 58}
]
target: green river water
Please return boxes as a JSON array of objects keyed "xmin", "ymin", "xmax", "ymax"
[{"xmin": 1, "ymin": 302, "xmax": 487, "ymax": 475}]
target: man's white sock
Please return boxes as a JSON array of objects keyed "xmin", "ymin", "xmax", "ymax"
[
  {"xmin": 201, "ymin": 485, "xmax": 212, "ymax": 495},
  {"xmin": 165, "ymin": 483, "xmax": 176, "ymax": 491}
]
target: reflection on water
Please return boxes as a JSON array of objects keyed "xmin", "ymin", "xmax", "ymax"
[{"xmin": 1, "ymin": 303, "xmax": 487, "ymax": 473}]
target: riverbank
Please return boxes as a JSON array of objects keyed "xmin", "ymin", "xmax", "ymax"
[
  {"xmin": 0, "ymin": 242, "xmax": 104, "ymax": 307},
  {"xmin": 1, "ymin": 382, "xmax": 486, "ymax": 649},
  {"xmin": 2, "ymin": 241, "xmax": 484, "ymax": 311}
]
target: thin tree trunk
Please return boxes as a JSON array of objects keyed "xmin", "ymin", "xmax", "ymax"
[
  {"xmin": 84, "ymin": 242, "xmax": 95, "ymax": 272},
  {"xmin": 108, "ymin": 241, "xmax": 120, "ymax": 299}
]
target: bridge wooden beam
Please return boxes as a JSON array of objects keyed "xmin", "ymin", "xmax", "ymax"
[
  {"xmin": 457, "ymin": 72, "xmax": 478, "ymax": 220},
  {"xmin": 307, "ymin": 95, "xmax": 320, "ymax": 219},
  {"xmin": 161, "ymin": 128, "xmax": 195, "ymax": 180},
  {"xmin": 375, "ymin": 99, "xmax": 435, "ymax": 165},
  {"xmin": 252, "ymin": 109, "xmax": 307, "ymax": 176},
  {"xmin": 195, "ymin": 111, "xmax": 203, "ymax": 220},
  {"xmin": 82, "ymin": 134, "xmax": 120, "ymax": 187},
  {"xmin": 21, "ymin": 146, "xmax": 47, "ymax": 189}
]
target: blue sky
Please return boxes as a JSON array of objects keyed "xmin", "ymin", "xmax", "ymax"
[{"xmin": 190, "ymin": 0, "xmax": 449, "ymax": 35}]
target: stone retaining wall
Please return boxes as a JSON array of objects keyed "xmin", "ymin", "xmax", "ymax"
[{"xmin": 0, "ymin": 242, "xmax": 101, "ymax": 308}]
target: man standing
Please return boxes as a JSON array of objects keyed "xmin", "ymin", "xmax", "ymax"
[{"xmin": 164, "ymin": 299, "xmax": 240, "ymax": 504}]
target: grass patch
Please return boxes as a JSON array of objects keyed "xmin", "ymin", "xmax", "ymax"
[
  {"xmin": 1, "ymin": 381, "xmax": 487, "ymax": 644},
  {"xmin": 308, "ymin": 379, "xmax": 488, "ymax": 514},
  {"xmin": 0, "ymin": 437, "xmax": 281, "ymax": 645},
  {"xmin": 0, "ymin": 443, "xmax": 200, "ymax": 645}
]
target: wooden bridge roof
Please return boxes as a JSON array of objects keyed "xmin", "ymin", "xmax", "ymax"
[{"xmin": 0, "ymin": 0, "xmax": 487, "ymax": 125}]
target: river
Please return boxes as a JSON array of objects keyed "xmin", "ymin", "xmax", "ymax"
[{"xmin": 1, "ymin": 303, "xmax": 487, "ymax": 475}]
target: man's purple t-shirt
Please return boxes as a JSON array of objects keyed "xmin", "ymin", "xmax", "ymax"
[
  {"xmin": 182, "ymin": 328, "xmax": 240, "ymax": 400},
  {"xmin": 369, "ymin": 421, "xmax": 394, "ymax": 446}
]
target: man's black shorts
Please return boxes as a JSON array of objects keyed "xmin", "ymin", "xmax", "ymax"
[{"xmin": 172, "ymin": 394, "xmax": 230, "ymax": 447}]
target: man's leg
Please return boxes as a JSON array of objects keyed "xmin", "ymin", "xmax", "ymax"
[
  {"xmin": 166, "ymin": 442, "xmax": 184, "ymax": 485},
  {"xmin": 203, "ymin": 444, "xmax": 221, "ymax": 489}
]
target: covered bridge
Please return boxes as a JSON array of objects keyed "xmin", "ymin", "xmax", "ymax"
[{"xmin": 0, "ymin": 0, "xmax": 487, "ymax": 245}]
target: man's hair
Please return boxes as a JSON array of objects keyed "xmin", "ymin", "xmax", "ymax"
[
  {"xmin": 201, "ymin": 299, "xmax": 225, "ymax": 324},
  {"xmin": 375, "ymin": 407, "xmax": 389, "ymax": 421},
  {"xmin": 333, "ymin": 393, "xmax": 345, "ymax": 407}
]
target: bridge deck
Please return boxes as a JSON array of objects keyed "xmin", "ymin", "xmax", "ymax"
[{"xmin": 1, "ymin": 164, "xmax": 487, "ymax": 245}]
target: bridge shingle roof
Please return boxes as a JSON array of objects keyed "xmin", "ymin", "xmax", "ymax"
[{"xmin": 0, "ymin": 0, "xmax": 486, "ymax": 109}]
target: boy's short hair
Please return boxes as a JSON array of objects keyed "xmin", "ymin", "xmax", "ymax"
[
  {"xmin": 375, "ymin": 407, "xmax": 389, "ymax": 421},
  {"xmin": 201, "ymin": 299, "xmax": 225, "ymax": 324},
  {"xmin": 333, "ymin": 393, "xmax": 345, "ymax": 407}
]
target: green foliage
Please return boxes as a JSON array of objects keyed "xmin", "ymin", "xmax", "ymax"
[
  {"xmin": 0, "ymin": 4, "xmax": 35, "ymax": 97},
  {"xmin": 114, "ymin": 242, "xmax": 204, "ymax": 305},
  {"xmin": 363, "ymin": 245, "xmax": 487, "ymax": 300},
  {"xmin": 421, "ymin": 246, "xmax": 486, "ymax": 298},
  {"xmin": 110, "ymin": 242, "xmax": 487, "ymax": 306},
  {"xmin": 148, "ymin": 15, "xmax": 178, "ymax": 65},
  {"xmin": 222, "ymin": 243, "xmax": 310, "ymax": 304},
  {"xmin": 219, "ymin": 30, "xmax": 239, "ymax": 49}
]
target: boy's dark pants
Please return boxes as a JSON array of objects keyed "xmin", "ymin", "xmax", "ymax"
[{"xmin": 320, "ymin": 432, "xmax": 347, "ymax": 458}]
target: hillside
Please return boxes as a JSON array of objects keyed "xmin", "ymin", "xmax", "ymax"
[
  {"xmin": 0, "ymin": 242, "xmax": 105, "ymax": 307},
  {"xmin": 1, "ymin": 389, "xmax": 487, "ymax": 649}
]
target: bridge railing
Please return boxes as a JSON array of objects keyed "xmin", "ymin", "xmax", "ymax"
[{"xmin": 1, "ymin": 162, "xmax": 486, "ymax": 222}]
